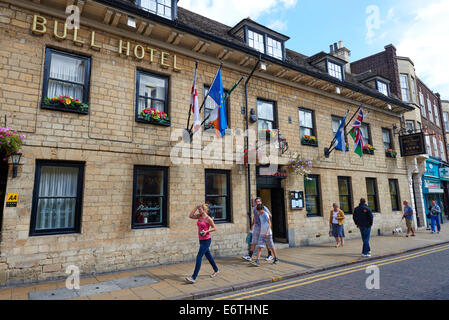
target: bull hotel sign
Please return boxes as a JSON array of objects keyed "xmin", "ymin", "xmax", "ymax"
[{"xmin": 31, "ymin": 14, "xmax": 183, "ymax": 72}]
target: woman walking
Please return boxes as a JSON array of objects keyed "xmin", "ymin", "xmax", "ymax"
[
  {"xmin": 185, "ymin": 204, "xmax": 219, "ymax": 283},
  {"xmin": 329, "ymin": 203, "xmax": 345, "ymax": 247}
]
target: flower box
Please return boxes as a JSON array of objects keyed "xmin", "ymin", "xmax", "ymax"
[
  {"xmin": 0, "ymin": 127, "xmax": 25, "ymax": 162},
  {"xmin": 385, "ymin": 149, "xmax": 397, "ymax": 158},
  {"xmin": 42, "ymin": 96, "xmax": 88, "ymax": 114},
  {"xmin": 301, "ymin": 135, "xmax": 318, "ymax": 147},
  {"xmin": 137, "ymin": 108, "xmax": 170, "ymax": 126},
  {"xmin": 362, "ymin": 144, "xmax": 375, "ymax": 155}
]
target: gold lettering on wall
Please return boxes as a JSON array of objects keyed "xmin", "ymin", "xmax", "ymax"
[
  {"xmin": 160, "ymin": 51, "xmax": 170, "ymax": 68},
  {"xmin": 90, "ymin": 31, "xmax": 101, "ymax": 51},
  {"xmin": 73, "ymin": 28, "xmax": 85, "ymax": 46},
  {"xmin": 32, "ymin": 15, "xmax": 47, "ymax": 35},
  {"xmin": 147, "ymin": 47, "xmax": 155, "ymax": 63},
  {"xmin": 134, "ymin": 44, "xmax": 145, "ymax": 60},
  {"xmin": 119, "ymin": 40, "xmax": 130, "ymax": 56},
  {"xmin": 53, "ymin": 21, "xmax": 67, "ymax": 40},
  {"xmin": 173, "ymin": 55, "xmax": 182, "ymax": 72}
]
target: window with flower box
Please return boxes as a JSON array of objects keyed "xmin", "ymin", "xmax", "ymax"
[
  {"xmin": 299, "ymin": 108, "xmax": 317, "ymax": 146},
  {"xmin": 41, "ymin": 48, "xmax": 90, "ymax": 114},
  {"xmin": 132, "ymin": 166, "xmax": 168, "ymax": 229},
  {"xmin": 257, "ymin": 99, "xmax": 277, "ymax": 140},
  {"xmin": 136, "ymin": 70, "xmax": 170, "ymax": 125},
  {"xmin": 30, "ymin": 161, "xmax": 84, "ymax": 236},
  {"xmin": 360, "ymin": 123, "xmax": 374, "ymax": 154},
  {"xmin": 205, "ymin": 170, "xmax": 231, "ymax": 223},
  {"xmin": 382, "ymin": 128, "xmax": 396, "ymax": 158}
]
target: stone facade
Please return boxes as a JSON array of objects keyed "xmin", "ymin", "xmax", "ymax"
[{"xmin": 0, "ymin": 1, "xmax": 411, "ymax": 285}]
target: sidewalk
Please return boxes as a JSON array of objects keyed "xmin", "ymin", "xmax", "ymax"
[{"xmin": 0, "ymin": 226, "xmax": 448, "ymax": 300}]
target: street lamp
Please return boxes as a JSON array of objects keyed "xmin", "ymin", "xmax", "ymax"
[{"xmin": 11, "ymin": 152, "xmax": 21, "ymax": 178}]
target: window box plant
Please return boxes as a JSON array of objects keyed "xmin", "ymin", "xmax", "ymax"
[
  {"xmin": 42, "ymin": 96, "xmax": 89, "ymax": 114},
  {"xmin": 0, "ymin": 128, "xmax": 25, "ymax": 162},
  {"xmin": 137, "ymin": 108, "xmax": 170, "ymax": 126},
  {"xmin": 362, "ymin": 144, "xmax": 375, "ymax": 155},
  {"xmin": 385, "ymin": 148, "xmax": 397, "ymax": 158},
  {"xmin": 301, "ymin": 135, "xmax": 318, "ymax": 147}
]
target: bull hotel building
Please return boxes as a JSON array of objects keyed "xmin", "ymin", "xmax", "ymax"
[{"xmin": 0, "ymin": 0, "xmax": 444, "ymax": 285}]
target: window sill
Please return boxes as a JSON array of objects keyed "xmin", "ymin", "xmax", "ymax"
[
  {"xmin": 386, "ymin": 153, "xmax": 397, "ymax": 158},
  {"xmin": 301, "ymin": 141, "xmax": 318, "ymax": 147},
  {"xmin": 29, "ymin": 230, "xmax": 80, "ymax": 237},
  {"xmin": 132, "ymin": 224, "xmax": 168, "ymax": 230},
  {"xmin": 306, "ymin": 214, "xmax": 322, "ymax": 218},
  {"xmin": 136, "ymin": 117, "xmax": 171, "ymax": 126},
  {"xmin": 41, "ymin": 103, "xmax": 88, "ymax": 115},
  {"xmin": 362, "ymin": 149, "xmax": 375, "ymax": 155},
  {"xmin": 212, "ymin": 219, "xmax": 233, "ymax": 224}
]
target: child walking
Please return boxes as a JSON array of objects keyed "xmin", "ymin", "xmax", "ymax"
[{"xmin": 251, "ymin": 204, "xmax": 279, "ymax": 266}]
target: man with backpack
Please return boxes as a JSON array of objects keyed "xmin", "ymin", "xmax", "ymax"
[{"xmin": 353, "ymin": 198, "xmax": 374, "ymax": 257}]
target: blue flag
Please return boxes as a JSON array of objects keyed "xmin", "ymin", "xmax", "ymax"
[
  {"xmin": 208, "ymin": 66, "xmax": 227, "ymax": 137},
  {"xmin": 334, "ymin": 115, "xmax": 347, "ymax": 152}
]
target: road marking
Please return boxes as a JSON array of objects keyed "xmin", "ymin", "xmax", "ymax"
[{"xmin": 214, "ymin": 244, "xmax": 449, "ymax": 300}]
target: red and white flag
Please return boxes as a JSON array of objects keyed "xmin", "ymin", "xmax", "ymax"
[{"xmin": 191, "ymin": 63, "xmax": 200, "ymax": 134}]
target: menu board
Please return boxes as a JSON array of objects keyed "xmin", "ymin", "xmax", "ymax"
[{"xmin": 290, "ymin": 191, "xmax": 304, "ymax": 210}]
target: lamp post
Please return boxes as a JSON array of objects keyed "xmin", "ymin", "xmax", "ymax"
[{"xmin": 11, "ymin": 152, "xmax": 22, "ymax": 178}]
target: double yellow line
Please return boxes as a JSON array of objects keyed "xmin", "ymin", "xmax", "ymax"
[{"xmin": 215, "ymin": 244, "xmax": 449, "ymax": 300}]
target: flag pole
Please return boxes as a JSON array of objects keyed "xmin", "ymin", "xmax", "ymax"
[
  {"xmin": 324, "ymin": 105, "xmax": 362, "ymax": 157},
  {"xmin": 186, "ymin": 60, "xmax": 199, "ymax": 134}
]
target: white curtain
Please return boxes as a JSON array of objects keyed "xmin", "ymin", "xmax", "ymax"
[
  {"xmin": 36, "ymin": 166, "xmax": 78, "ymax": 230},
  {"xmin": 47, "ymin": 53, "xmax": 84, "ymax": 100}
]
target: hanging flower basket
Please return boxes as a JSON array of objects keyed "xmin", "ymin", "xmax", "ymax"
[
  {"xmin": 137, "ymin": 108, "xmax": 170, "ymax": 126},
  {"xmin": 287, "ymin": 153, "xmax": 312, "ymax": 177},
  {"xmin": 42, "ymin": 96, "xmax": 88, "ymax": 114},
  {"xmin": 301, "ymin": 135, "xmax": 318, "ymax": 147},
  {"xmin": 385, "ymin": 148, "xmax": 397, "ymax": 158},
  {"xmin": 0, "ymin": 128, "xmax": 25, "ymax": 162},
  {"xmin": 362, "ymin": 144, "xmax": 375, "ymax": 155}
]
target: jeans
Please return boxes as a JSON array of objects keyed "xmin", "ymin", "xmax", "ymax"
[
  {"xmin": 360, "ymin": 226, "xmax": 371, "ymax": 255},
  {"xmin": 430, "ymin": 215, "xmax": 441, "ymax": 232},
  {"xmin": 192, "ymin": 238, "xmax": 218, "ymax": 280}
]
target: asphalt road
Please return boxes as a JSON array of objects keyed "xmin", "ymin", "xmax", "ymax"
[{"xmin": 208, "ymin": 244, "xmax": 449, "ymax": 300}]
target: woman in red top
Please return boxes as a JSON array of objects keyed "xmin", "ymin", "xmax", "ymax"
[{"xmin": 185, "ymin": 204, "xmax": 219, "ymax": 283}]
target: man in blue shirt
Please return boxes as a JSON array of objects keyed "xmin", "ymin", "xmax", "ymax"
[
  {"xmin": 430, "ymin": 200, "xmax": 441, "ymax": 234},
  {"xmin": 402, "ymin": 200, "xmax": 415, "ymax": 237}
]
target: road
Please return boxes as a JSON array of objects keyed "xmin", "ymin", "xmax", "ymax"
[{"xmin": 207, "ymin": 244, "xmax": 449, "ymax": 300}]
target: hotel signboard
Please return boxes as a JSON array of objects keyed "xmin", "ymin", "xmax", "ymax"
[{"xmin": 399, "ymin": 132, "xmax": 426, "ymax": 157}]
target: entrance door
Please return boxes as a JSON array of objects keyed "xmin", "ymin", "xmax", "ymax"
[
  {"xmin": 0, "ymin": 162, "xmax": 8, "ymax": 230},
  {"xmin": 271, "ymin": 188, "xmax": 287, "ymax": 243}
]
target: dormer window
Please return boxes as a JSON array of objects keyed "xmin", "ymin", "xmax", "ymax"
[
  {"xmin": 248, "ymin": 30, "xmax": 265, "ymax": 53},
  {"xmin": 327, "ymin": 60, "xmax": 343, "ymax": 81},
  {"xmin": 137, "ymin": 0, "xmax": 173, "ymax": 19},
  {"xmin": 267, "ymin": 37, "xmax": 282, "ymax": 59},
  {"xmin": 376, "ymin": 80, "xmax": 389, "ymax": 96}
]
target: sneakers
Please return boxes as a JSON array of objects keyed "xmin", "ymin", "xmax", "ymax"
[
  {"xmin": 251, "ymin": 259, "xmax": 260, "ymax": 267},
  {"xmin": 210, "ymin": 271, "xmax": 219, "ymax": 278},
  {"xmin": 265, "ymin": 255, "xmax": 274, "ymax": 261},
  {"xmin": 361, "ymin": 253, "xmax": 372, "ymax": 257},
  {"xmin": 242, "ymin": 255, "xmax": 252, "ymax": 261},
  {"xmin": 272, "ymin": 258, "xmax": 279, "ymax": 264},
  {"xmin": 185, "ymin": 277, "xmax": 196, "ymax": 284}
]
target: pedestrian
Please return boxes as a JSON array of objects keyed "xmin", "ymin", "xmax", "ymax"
[
  {"xmin": 430, "ymin": 200, "xmax": 441, "ymax": 234},
  {"xmin": 353, "ymin": 198, "xmax": 373, "ymax": 257},
  {"xmin": 402, "ymin": 200, "xmax": 415, "ymax": 237},
  {"xmin": 185, "ymin": 204, "xmax": 219, "ymax": 283},
  {"xmin": 329, "ymin": 203, "xmax": 345, "ymax": 247},
  {"xmin": 251, "ymin": 204, "xmax": 279, "ymax": 266},
  {"xmin": 242, "ymin": 197, "xmax": 273, "ymax": 261}
]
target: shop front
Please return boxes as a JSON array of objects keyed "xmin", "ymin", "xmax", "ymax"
[{"xmin": 422, "ymin": 157, "xmax": 446, "ymax": 228}]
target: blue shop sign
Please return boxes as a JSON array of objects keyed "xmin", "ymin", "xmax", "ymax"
[
  {"xmin": 440, "ymin": 166, "xmax": 449, "ymax": 181},
  {"xmin": 425, "ymin": 161, "xmax": 440, "ymax": 179},
  {"xmin": 422, "ymin": 178, "xmax": 443, "ymax": 194}
]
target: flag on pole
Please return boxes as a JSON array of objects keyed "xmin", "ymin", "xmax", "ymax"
[
  {"xmin": 207, "ymin": 66, "xmax": 227, "ymax": 137},
  {"xmin": 349, "ymin": 108, "xmax": 365, "ymax": 157},
  {"xmin": 334, "ymin": 115, "xmax": 347, "ymax": 152},
  {"xmin": 191, "ymin": 62, "xmax": 200, "ymax": 134}
]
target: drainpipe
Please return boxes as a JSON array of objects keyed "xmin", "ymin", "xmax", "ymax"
[{"xmin": 244, "ymin": 54, "xmax": 261, "ymax": 226}]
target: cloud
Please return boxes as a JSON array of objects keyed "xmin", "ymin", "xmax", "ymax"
[
  {"xmin": 396, "ymin": 0, "xmax": 449, "ymax": 97},
  {"xmin": 267, "ymin": 19, "xmax": 288, "ymax": 32},
  {"xmin": 179, "ymin": 0, "xmax": 297, "ymax": 26}
]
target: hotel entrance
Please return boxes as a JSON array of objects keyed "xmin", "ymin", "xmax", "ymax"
[{"xmin": 256, "ymin": 166, "xmax": 288, "ymax": 243}]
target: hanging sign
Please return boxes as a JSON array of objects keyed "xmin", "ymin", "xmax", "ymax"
[{"xmin": 399, "ymin": 132, "xmax": 426, "ymax": 156}]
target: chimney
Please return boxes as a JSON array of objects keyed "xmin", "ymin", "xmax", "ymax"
[{"xmin": 331, "ymin": 40, "xmax": 351, "ymax": 74}]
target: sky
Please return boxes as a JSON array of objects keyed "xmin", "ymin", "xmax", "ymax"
[{"xmin": 179, "ymin": 0, "xmax": 449, "ymax": 98}]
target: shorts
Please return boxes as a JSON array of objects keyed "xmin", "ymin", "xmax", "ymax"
[
  {"xmin": 405, "ymin": 219, "xmax": 413, "ymax": 228},
  {"xmin": 257, "ymin": 234, "xmax": 274, "ymax": 249},
  {"xmin": 251, "ymin": 228, "xmax": 261, "ymax": 245}
]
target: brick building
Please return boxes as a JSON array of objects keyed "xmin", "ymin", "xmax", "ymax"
[{"xmin": 0, "ymin": 0, "xmax": 413, "ymax": 285}]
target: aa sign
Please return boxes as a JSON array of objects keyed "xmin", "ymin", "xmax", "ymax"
[{"xmin": 6, "ymin": 193, "xmax": 18, "ymax": 207}]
